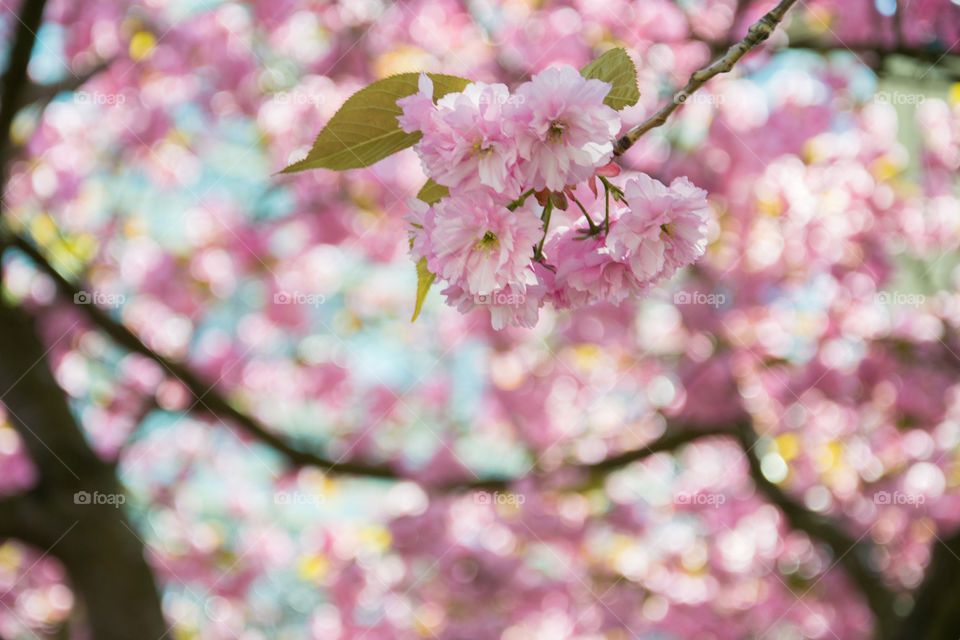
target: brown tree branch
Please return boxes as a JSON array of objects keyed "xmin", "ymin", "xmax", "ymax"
[
  {"xmin": 734, "ymin": 420, "xmax": 896, "ymax": 635},
  {"xmin": 613, "ymin": 0, "xmax": 800, "ymax": 155},
  {"xmin": 5, "ymin": 230, "xmax": 737, "ymax": 488},
  {"xmin": 4, "ymin": 230, "xmax": 404, "ymax": 479},
  {"xmin": 455, "ymin": 423, "xmax": 735, "ymax": 491},
  {"xmin": 13, "ymin": 58, "xmax": 114, "ymax": 112},
  {"xmin": 890, "ymin": 525, "xmax": 960, "ymax": 639},
  {"xmin": 581, "ymin": 422, "xmax": 732, "ymax": 476},
  {"xmin": 0, "ymin": 491, "xmax": 49, "ymax": 544},
  {"xmin": 469, "ymin": 416, "xmax": 901, "ymax": 639},
  {"xmin": 0, "ymin": 0, "xmax": 49, "ymax": 161},
  {"xmin": 1, "ymin": 59, "xmax": 115, "ymax": 169},
  {"xmin": 711, "ymin": 37, "xmax": 960, "ymax": 78}
]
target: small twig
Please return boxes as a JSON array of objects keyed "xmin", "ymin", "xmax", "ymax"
[
  {"xmin": 598, "ymin": 175, "xmax": 623, "ymax": 201},
  {"xmin": 568, "ymin": 192, "xmax": 599, "ymax": 233},
  {"xmin": 613, "ymin": 0, "xmax": 800, "ymax": 155},
  {"xmin": 534, "ymin": 200, "xmax": 553, "ymax": 260},
  {"xmin": 506, "ymin": 188, "xmax": 536, "ymax": 211}
]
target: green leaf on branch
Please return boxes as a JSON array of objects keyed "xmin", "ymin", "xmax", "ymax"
[
  {"xmin": 416, "ymin": 179, "xmax": 449, "ymax": 205},
  {"xmin": 412, "ymin": 257, "xmax": 436, "ymax": 322},
  {"xmin": 281, "ymin": 73, "xmax": 471, "ymax": 173},
  {"xmin": 580, "ymin": 48, "xmax": 640, "ymax": 110}
]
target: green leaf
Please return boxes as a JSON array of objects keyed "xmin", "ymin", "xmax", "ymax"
[
  {"xmin": 281, "ymin": 73, "xmax": 471, "ymax": 173},
  {"xmin": 409, "ymin": 179, "xmax": 447, "ymax": 321},
  {"xmin": 580, "ymin": 48, "xmax": 640, "ymax": 110},
  {"xmin": 416, "ymin": 179, "xmax": 449, "ymax": 205},
  {"xmin": 412, "ymin": 257, "xmax": 436, "ymax": 322}
]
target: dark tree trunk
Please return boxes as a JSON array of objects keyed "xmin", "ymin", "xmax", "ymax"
[
  {"xmin": 0, "ymin": 301, "xmax": 169, "ymax": 639},
  {"xmin": 889, "ymin": 528, "xmax": 960, "ymax": 640}
]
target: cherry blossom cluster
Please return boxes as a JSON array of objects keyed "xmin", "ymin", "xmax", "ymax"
[{"xmin": 397, "ymin": 65, "xmax": 712, "ymax": 328}]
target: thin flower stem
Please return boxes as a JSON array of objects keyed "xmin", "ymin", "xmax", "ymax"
[
  {"xmin": 507, "ymin": 188, "xmax": 536, "ymax": 211},
  {"xmin": 534, "ymin": 201, "xmax": 553, "ymax": 260},
  {"xmin": 598, "ymin": 175, "xmax": 623, "ymax": 201},
  {"xmin": 603, "ymin": 181, "xmax": 610, "ymax": 233},
  {"xmin": 568, "ymin": 193, "xmax": 598, "ymax": 232}
]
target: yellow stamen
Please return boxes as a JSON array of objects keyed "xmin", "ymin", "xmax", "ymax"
[
  {"xmin": 548, "ymin": 120, "xmax": 567, "ymax": 144},
  {"xmin": 475, "ymin": 230, "xmax": 499, "ymax": 254},
  {"xmin": 472, "ymin": 138, "xmax": 494, "ymax": 157}
]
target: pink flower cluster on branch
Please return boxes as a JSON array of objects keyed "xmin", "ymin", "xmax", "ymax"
[{"xmin": 398, "ymin": 66, "xmax": 712, "ymax": 329}]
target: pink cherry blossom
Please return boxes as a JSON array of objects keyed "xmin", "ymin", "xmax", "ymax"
[
  {"xmin": 546, "ymin": 216, "xmax": 650, "ymax": 309},
  {"xmin": 417, "ymin": 190, "xmax": 542, "ymax": 296},
  {"xmin": 405, "ymin": 196, "xmax": 432, "ymax": 261},
  {"xmin": 512, "ymin": 65, "xmax": 621, "ymax": 191},
  {"xmin": 608, "ymin": 173, "xmax": 711, "ymax": 282},
  {"xmin": 396, "ymin": 72, "xmax": 438, "ymax": 134},
  {"xmin": 442, "ymin": 263, "xmax": 551, "ymax": 329},
  {"xmin": 398, "ymin": 73, "xmax": 523, "ymax": 196}
]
